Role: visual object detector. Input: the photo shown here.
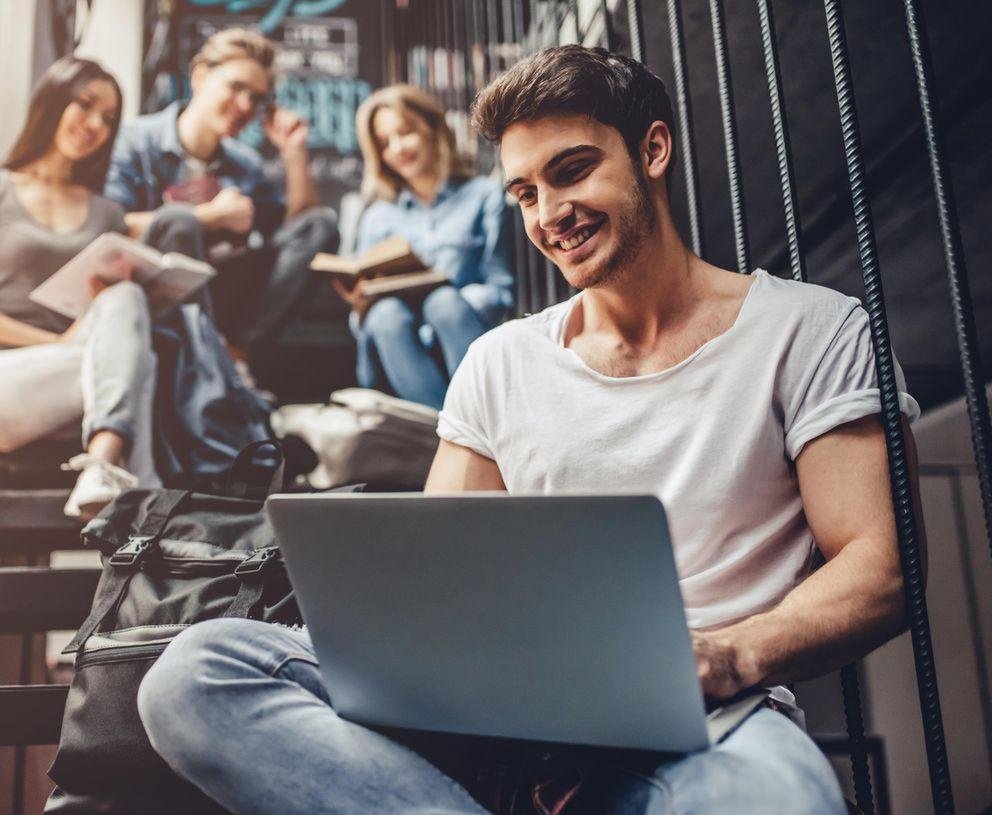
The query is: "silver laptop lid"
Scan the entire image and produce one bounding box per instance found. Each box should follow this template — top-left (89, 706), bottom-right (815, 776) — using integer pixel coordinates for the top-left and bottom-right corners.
top-left (267, 493), bottom-right (710, 753)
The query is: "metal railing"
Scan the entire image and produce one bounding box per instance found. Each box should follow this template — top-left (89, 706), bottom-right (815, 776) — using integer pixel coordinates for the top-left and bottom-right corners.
top-left (382, 1), bottom-right (992, 811)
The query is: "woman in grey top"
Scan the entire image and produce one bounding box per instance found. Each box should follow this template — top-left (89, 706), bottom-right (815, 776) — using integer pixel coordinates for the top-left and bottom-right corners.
top-left (0, 56), bottom-right (161, 517)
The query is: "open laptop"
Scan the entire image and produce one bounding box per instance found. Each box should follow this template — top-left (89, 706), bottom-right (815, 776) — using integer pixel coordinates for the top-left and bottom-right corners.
top-left (265, 493), bottom-right (766, 753)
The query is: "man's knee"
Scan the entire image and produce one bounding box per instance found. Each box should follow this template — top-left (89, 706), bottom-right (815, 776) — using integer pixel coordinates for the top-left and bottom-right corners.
top-left (138, 619), bottom-right (254, 756)
top-left (281, 206), bottom-right (339, 253)
top-left (145, 204), bottom-right (205, 255)
top-left (364, 296), bottom-right (415, 340)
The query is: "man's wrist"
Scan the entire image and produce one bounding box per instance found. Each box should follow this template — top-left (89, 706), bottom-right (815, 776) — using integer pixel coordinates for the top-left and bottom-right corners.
top-left (193, 201), bottom-right (217, 229)
top-left (280, 145), bottom-right (309, 165)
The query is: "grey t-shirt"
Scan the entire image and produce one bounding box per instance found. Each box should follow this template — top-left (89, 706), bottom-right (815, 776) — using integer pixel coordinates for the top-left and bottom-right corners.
top-left (0, 168), bottom-right (128, 338)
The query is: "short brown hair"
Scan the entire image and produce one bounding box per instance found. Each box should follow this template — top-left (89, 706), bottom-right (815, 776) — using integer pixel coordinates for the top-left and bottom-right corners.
top-left (191, 27), bottom-right (276, 75)
top-left (471, 45), bottom-right (677, 172)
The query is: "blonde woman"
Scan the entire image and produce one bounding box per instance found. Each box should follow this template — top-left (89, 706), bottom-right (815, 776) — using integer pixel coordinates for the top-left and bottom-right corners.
top-left (335, 84), bottom-right (513, 410)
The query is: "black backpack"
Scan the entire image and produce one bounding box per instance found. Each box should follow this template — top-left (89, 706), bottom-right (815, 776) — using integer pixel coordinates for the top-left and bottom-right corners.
top-left (45, 442), bottom-right (354, 813)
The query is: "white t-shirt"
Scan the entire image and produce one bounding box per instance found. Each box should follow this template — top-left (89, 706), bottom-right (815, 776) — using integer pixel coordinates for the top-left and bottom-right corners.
top-left (438, 269), bottom-right (920, 629)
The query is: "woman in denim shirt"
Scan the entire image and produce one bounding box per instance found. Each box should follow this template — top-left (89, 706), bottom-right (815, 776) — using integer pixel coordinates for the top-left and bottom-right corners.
top-left (334, 85), bottom-right (513, 410)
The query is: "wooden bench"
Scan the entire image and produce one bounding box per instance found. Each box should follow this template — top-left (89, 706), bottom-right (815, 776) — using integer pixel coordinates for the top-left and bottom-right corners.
top-left (0, 489), bottom-right (90, 814)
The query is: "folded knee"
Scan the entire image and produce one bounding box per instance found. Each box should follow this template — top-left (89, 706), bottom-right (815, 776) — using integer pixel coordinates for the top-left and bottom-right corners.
top-left (421, 285), bottom-right (464, 326)
top-left (138, 619), bottom-right (246, 752)
top-left (364, 297), bottom-right (415, 338)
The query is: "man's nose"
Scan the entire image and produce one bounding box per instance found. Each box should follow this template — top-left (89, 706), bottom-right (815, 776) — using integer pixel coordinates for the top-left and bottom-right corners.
top-left (537, 192), bottom-right (573, 233)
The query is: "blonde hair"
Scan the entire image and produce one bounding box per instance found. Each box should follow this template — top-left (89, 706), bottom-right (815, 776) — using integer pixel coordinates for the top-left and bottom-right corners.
top-left (356, 84), bottom-right (471, 202)
top-left (190, 28), bottom-right (276, 75)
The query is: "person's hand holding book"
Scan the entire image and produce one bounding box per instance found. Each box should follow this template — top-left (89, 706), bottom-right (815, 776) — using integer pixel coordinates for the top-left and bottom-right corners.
top-left (331, 277), bottom-right (373, 323)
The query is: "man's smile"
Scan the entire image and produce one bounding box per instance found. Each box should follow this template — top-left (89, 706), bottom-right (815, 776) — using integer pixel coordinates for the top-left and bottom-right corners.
top-left (546, 217), bottom-right (606, 260)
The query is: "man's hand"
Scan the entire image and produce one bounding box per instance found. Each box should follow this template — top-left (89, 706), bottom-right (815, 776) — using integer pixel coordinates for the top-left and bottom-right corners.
top-left (331, 278), bottom-right (373, 321)
top-left (692, 629), bottom-right (755, 701)
top-left (264, 107), bottom-right (309, 160)
top-left (199, 187), bottom-right (255, 234)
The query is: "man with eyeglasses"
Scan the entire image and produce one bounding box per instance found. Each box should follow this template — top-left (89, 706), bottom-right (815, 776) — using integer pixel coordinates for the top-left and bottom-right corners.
top-left (105, 27), bottom-right (338, 358)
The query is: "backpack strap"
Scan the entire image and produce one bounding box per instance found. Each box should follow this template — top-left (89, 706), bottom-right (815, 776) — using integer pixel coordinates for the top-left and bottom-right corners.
top-left (225, 440), bottom-right (285, 500)
top-left (223, 546), bottom-right (280, 619)
top-left (63, 490), bottom-right (191, 655)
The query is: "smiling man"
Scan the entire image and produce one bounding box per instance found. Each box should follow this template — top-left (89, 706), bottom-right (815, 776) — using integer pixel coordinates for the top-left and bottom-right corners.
top-left (136, 47), bottom-right (921, 814)
top-left (105, 28), bottom-right (338, 354)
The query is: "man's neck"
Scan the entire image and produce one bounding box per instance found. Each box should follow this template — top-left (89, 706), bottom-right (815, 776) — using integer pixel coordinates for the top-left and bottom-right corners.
top-left (176, 104), bottom-right (222, 162)
top-left (579, 213), bottom-right (703, 346)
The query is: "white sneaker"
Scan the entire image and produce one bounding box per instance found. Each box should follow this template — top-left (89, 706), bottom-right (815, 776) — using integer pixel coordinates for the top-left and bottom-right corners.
top-left (62, 454), bottom-right (139, 519)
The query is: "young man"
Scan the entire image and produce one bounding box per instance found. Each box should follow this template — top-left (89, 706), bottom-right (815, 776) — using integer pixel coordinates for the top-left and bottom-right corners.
top-left (137, 47), bottom-right (921, 813)
top-left (105, 27), bottom-right (338, 353)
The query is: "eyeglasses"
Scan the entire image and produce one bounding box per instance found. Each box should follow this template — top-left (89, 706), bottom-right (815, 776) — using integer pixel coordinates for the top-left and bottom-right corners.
top-left (226, 79), bottom-right (273, 112)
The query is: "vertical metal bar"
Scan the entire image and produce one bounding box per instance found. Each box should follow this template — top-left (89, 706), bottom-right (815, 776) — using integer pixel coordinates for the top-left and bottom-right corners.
top-left (841, 663), bottom-right (876, 815)
top-left (665, 0), bottom-right (704, 257)
top-left (823, 1), bottom-right (955, 812)
top-left (904, 0), bottom-right (992, 559)
top-left (709, 0), bottom-right (751, 274)
top-left (756, 0), bottom-right (806, 282)
top-left (571, 0), bottom-right (582, 42)
top-left (486, 0), bottom-right (500, 79)
top-left (600, 0), bottom-right (615, 50)
top-left (528, 0), bottom-right (539, 54)
top-left (626, 0), bottom-right (645, 63)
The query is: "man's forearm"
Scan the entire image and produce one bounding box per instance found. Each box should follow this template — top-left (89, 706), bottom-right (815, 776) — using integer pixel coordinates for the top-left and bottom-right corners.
top-left (714, 536), bottom-right (905, 689)
top-left (282, 149), bottom-right (318, 221)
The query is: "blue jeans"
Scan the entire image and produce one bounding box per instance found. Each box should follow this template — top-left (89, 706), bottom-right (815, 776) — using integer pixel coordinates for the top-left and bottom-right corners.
top-left (138, 619), bottom-right (846, 815)
top-left (353, 284), bottom-right (509, 410)
top-left (0, 281), bottom-right (159, 485)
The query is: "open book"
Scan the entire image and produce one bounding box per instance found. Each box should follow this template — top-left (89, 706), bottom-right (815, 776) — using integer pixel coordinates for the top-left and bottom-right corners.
top-left (311, 236), bottom-right (448, 302)
top-left (30, 232), bottom-right (216, 320)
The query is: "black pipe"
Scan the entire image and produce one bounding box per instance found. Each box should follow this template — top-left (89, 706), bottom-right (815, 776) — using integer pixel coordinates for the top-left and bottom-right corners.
top-left (708, 0), bottom-right (751, 274)
top-left (665, 0), bottom-right (704, 257)
top-left (840, 663), bottom-right (876, 815)
top-left (903, 0), bottom-right (992, 560)
top-left (626, 0), bottom-right (645, 63)
top-left (823, 1), bottom-right (954, 811)
top-left (600, 0), bottom-right (615, 50)
top-left (756, 0), bottom-right (806, 282)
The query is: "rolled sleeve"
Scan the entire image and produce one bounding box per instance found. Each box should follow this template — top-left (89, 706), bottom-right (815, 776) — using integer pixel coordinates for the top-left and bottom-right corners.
top-left (436, 339), bottom-right (497, 460)
top-left (784, 304), bottom-right (920, 459)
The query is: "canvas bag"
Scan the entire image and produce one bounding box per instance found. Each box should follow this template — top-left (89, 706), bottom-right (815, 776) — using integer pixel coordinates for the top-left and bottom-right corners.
top-left (271, 387), bottom-right (440, 490)
top-left (45, 442), bottom-right (319, 812)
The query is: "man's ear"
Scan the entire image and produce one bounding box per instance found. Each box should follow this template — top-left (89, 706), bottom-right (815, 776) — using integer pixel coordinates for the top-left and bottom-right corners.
top-left (190, 63), bottom-right (209, 95)
top-left (641, 120), bottom-right (673, 181)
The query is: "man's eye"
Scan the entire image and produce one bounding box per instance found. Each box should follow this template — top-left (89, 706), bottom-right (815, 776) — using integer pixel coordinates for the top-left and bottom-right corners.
top-left (560, 163), bottom-right (590, 182)
top-left (517, 190), bottom-right (536, 206)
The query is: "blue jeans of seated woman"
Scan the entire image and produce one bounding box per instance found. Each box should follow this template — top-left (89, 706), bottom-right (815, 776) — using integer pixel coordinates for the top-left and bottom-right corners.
top-left (138, 619), bottom-right (846, 815)
top-left (352, 283), bottom-right (509, 410)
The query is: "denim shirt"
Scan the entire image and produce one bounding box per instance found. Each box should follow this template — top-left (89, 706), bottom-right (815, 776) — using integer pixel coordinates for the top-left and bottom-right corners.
top-left (104, 101), bottom-right (285, 231)
top-left (356, 176), bottom-right (514, 308)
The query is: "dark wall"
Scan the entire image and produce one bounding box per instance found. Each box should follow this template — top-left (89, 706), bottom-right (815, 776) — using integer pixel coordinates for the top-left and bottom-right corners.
top-left (620, 0), bottom-right (991, 409)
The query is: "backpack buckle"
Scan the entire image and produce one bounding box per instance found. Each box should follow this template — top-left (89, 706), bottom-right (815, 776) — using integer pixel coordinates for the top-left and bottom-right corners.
top-left (109, 536), bottom-right (155, 568)
top-left (234, 546), bottom-right (279, 576)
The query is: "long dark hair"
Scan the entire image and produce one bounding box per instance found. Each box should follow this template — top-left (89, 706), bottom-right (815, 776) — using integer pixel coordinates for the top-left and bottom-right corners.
top-left (2, 56), bottom-right (122, 193)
